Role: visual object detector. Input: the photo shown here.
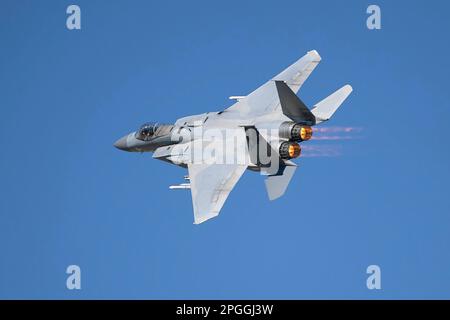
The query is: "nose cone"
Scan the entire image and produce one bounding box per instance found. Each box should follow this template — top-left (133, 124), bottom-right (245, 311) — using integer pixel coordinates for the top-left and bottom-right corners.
top-left (114, 136), bottom-right (129, 151)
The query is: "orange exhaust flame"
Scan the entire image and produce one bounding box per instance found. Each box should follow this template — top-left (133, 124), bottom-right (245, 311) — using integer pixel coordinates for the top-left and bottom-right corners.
top-left (300, 126), bottom-right (313, 141)
top-left (288, 144), bottom-right (301, 158)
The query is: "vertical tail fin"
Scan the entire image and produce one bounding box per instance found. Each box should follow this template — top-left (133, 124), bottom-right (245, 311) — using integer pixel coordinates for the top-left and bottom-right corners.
top-left (275, 81), bottom-right (316, 125)
top-left (311, 85), bottom-right (353, 123)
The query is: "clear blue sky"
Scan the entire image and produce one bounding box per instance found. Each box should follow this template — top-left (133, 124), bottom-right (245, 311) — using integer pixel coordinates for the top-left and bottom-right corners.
top-left (1, 0), bottom-right (450, 299)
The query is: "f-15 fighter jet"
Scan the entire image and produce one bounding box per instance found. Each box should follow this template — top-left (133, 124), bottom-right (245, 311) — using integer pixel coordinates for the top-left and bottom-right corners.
top-left (114, 50), bottom-right (352, 224)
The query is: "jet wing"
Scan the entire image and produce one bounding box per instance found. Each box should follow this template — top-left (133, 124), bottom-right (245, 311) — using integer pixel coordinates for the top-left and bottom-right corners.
top-left (273, 50), bottom-right (322, 94)
top-left (154, 127), bottom-right (249, 224)
top-left (188, 163), bottom-right (247, 224)
top-left (226, 50), bottom-right (321, 117)
top-left (188, 127), bottom-right (249, 224)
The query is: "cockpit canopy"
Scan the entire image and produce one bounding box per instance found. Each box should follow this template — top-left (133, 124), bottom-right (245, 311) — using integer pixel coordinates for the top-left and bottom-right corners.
top-left (135, 122), bottom-right (160, 141)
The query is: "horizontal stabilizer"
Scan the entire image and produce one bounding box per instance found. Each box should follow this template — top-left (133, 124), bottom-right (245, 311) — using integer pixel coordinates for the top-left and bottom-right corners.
top-left (311, 85), bottom-right (353, 122)
top-left (264, 164), bottom-right (297, 200)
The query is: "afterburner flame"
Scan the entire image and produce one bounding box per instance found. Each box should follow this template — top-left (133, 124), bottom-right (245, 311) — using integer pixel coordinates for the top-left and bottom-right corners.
top-left (288, 144), bottom-right (301, 158)
top-left (279, 141), bottom-right (301, 159)
top-left (300, 126), bottom-right (313, 141)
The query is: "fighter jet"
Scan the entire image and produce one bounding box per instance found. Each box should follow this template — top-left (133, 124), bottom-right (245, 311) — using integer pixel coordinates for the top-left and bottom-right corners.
top-left (114, 50), bottom-right (352, 224)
